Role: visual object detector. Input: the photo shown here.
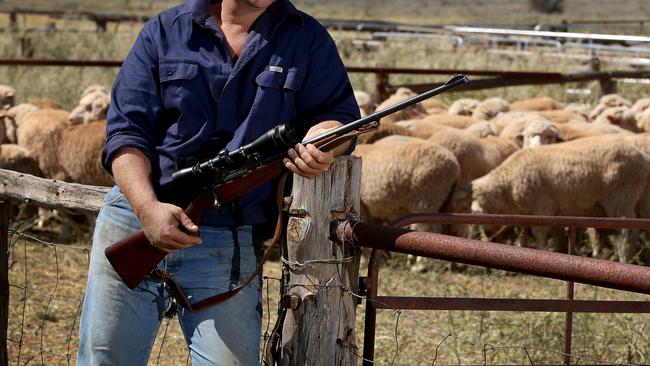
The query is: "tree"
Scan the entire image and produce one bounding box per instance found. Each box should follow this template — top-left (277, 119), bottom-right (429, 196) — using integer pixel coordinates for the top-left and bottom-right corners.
top-left (529, 0), bottom-right (565, 14)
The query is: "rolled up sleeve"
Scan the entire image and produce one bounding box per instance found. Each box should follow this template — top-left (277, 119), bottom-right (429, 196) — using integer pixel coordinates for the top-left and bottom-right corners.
top-left (102, 23), bottom-right (163, 174)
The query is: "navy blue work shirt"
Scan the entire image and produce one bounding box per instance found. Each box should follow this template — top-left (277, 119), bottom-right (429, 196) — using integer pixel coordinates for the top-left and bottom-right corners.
top-left (102, 0), bottom-right (360, 226)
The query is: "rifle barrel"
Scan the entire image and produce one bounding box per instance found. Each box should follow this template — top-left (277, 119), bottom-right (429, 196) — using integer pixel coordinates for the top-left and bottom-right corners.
top-left (302, 74), bottom-right (469, 146)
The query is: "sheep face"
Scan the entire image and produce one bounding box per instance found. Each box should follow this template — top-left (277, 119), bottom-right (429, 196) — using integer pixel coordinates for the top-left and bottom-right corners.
top-left (521, 126), bottom-right (560, 148)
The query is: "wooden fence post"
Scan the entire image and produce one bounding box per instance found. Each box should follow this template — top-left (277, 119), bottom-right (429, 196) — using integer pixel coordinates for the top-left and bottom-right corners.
top-left (599, 78), bottom-right (617, 96)
top-left (1, 201), bottom-right (9, 366)
top-left (280, 156), bottom-right (362, 366)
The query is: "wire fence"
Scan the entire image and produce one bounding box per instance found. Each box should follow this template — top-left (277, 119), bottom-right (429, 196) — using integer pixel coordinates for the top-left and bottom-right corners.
top-left (3, 202), bottom-right (650, 365)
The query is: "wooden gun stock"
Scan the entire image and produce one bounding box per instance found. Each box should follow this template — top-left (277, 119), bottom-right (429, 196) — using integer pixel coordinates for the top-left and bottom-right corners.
top-left (104, 160), bottom-right (285, 289)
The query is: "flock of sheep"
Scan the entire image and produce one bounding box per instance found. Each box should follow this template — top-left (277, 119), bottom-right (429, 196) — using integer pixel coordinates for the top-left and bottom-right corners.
top-left (354, 88), bottom-right (650, 267)
top-left (0, 83), bottom-right (649, 266)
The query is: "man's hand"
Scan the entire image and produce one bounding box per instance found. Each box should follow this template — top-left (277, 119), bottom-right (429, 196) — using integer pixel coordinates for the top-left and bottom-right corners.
top-left (111, 147), bottom-right (202, 253)
top-left (138, 200), bottom-right (202, 253)
top-left (283, 120), bottom-right (349, 179)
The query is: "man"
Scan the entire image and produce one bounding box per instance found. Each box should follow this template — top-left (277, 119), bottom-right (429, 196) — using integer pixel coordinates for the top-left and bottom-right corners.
top-left (76, 0), bottom-right (359, 364)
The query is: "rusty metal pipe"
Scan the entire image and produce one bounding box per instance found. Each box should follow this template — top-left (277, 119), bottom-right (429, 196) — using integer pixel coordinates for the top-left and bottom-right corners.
top-left (390, 213), bottom-right (650, 230)
top-left (335, 221), bottom-right (650, 295)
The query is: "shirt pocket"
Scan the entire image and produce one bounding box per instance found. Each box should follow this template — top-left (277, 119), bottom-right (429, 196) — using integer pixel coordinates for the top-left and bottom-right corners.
top-left (254, 67), bottom-right (305, 93)
top-left (159, 60), bottom-right (198, 82)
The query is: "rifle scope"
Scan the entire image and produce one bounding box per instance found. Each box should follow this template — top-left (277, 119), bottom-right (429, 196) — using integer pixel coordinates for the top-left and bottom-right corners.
top-left (171, 123), bottom-right (300, 183)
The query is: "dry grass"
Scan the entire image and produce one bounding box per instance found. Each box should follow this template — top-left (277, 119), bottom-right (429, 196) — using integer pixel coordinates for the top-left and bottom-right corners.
top-left (6, 225), bottom-right (650, 365)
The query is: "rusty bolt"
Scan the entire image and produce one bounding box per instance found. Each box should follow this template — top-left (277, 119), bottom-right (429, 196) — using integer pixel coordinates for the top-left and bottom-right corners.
top-left (281, 294), bottom-right (301, 310)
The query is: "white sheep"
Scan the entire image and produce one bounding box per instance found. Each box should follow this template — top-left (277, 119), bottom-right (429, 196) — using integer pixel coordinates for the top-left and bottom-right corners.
top-left (354, 90), bottom-right (373, 117)
top-left (593, 106), bottom-right (639, 132)
top-left (16, 108), bottom-right (71, 149)
top-left (588, 94), bottom-right (632, 121)
top-left (28, 120), bottom-right (112, 186)
top-left (520, 119), bottom-right (561, 148)
top-left (632, 98), bottom-right (650, 115)
top-left (0, 103), bottom-right (39, 144)
top-left (374, 88), bottom-right (427, 123)
top-left (468, 137), bottom-right (650, 263)
top-left (448, 98), bottom-right (480, 116)
top-left (637, 109), bottom-right (650, 132)
top-left (69, 87), bottom-right (111, 124)
top-left (354, 137), bottom-right (461, 271)
top-left (509, 96), bottom-right (562, 112)
top-left (471, 97), bottom-right (509, 121)
top-left (427, 129), bottom-right (513, 184)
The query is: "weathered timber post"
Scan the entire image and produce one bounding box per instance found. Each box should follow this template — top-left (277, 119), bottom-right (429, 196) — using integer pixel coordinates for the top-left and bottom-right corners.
top-left (280, 156), bottom-right (362, 366)
top-left (599, 78), bottom-right (616, 96)
top-left (1, 201), bottom-right (9, 366)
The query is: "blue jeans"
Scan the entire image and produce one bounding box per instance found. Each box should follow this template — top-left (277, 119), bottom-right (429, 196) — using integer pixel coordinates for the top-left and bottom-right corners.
top-left (77, 186), bottom-right (262, 366)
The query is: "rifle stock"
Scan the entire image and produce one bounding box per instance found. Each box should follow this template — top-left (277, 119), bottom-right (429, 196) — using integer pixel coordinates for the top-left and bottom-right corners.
top-left (105, 160), bottom-right (285, 289)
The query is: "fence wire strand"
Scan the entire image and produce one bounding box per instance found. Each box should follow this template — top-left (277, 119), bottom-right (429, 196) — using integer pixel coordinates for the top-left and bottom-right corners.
top-left (3, 217), bottom-right (649, 366)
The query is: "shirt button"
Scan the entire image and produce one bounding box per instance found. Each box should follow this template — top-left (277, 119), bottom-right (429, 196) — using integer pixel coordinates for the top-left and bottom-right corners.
top-left (167, 69), bottom-right (175, 76)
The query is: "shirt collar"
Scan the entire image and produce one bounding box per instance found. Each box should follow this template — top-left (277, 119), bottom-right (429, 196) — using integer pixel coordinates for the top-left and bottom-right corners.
top-left (186, 0), bottom-right (303, 28)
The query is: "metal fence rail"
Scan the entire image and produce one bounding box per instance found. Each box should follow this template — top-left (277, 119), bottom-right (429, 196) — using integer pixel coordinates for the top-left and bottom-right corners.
top-left (336, 213), bottom-right (650, 366)
top-left (2, 58), bottom-right (647, 100)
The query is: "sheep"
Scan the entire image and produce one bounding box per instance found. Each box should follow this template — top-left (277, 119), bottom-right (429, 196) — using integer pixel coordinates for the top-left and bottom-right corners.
top-left (463, 120), bottom-right (497, 139)
top-left (356, 121), bottom-right (421, 144)
top-left (520, 119), bottom-right (561, 148)
top-left (593, 106), bottom-right (639, 132)
top-left (419, 114), bottom-right (477, 129)
top-left (16, 108), bottom-right (71, 149)
top-left (563, 103), bottom-right (591, 120)
top-left (69, 90), bottom-right (110, 124)
top-left (0, 85), bottom-right (15, 109)
top-left (420, 98), bottom-right (448, 115)
top-left (497, 113), bottom-right (557, 147)
top-left (468, 137), bottom-right (650, 263)
top-left (81, 84), bottom-right (109, 98)
top-left (588, 94), bottom-right (632, 121)
top-left (0, 144), bottom-right (42, 177)
top-left (632, 98), bottom-right (650, 115)
top-left (353, 138), bottom-right (461, 271)
top-left (491, 111), bottom-right (540, 134)
top-left (637, 109), bottom-right (650, 132)
top-left (427, 129), bottom-right (511, 184)
top-left (26, 120), bottom-right (111, 186)
top-left (354, 137), bottom-right (460, 223)
top-left (554, 120), bottom-right (632, 141)
top-left (471, 97), bottom-right (509, 121)
top-left (29, 98), bottom-right (62, 110)
top-left (539, 109), bottom-right (587, 124)
top-left (509, 96), bottom-right (562, 112)
top-left (448, 98), bottom-right (480, 116)
top-left (0, 103), bottom-right (39, 144)
top-left (394, 119), bottom-right (460, 138)
top-left (354, 90), bottom-right (373, 117)
top-left (374, 88), bottom-right (427, 123)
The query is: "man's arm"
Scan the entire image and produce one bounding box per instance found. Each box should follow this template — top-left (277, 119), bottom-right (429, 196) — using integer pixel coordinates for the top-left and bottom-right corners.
top-left (111, 147), bottom-right (202, 253)
top-left (283, 120), bottom-right (350, 179)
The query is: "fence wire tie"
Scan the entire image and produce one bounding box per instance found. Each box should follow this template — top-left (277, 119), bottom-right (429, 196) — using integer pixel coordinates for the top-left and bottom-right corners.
top-left (522, 344), bottom-right (535, 365)
top-left (280, 256), bottom-right (353, 269)
top-left (483, 343), bottom-right (495, 366)
top-left (431, 332), bottom-right (452, 366)
top-left (390, 309), bottom-right (402, 366)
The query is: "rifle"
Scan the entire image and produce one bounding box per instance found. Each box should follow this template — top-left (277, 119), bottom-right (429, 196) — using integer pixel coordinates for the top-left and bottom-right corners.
top-left (105, 74), bottom-right (469, 292)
